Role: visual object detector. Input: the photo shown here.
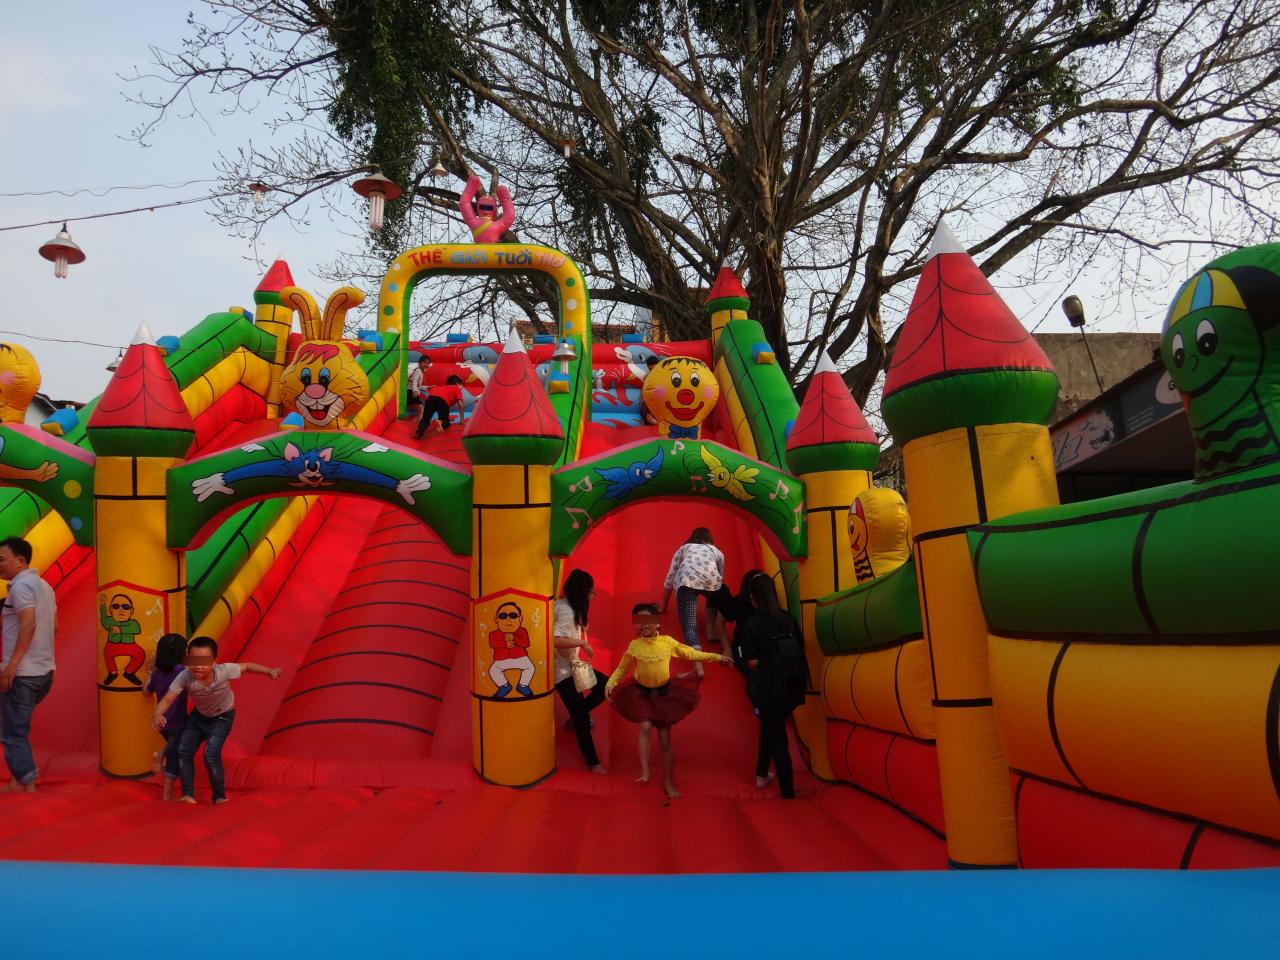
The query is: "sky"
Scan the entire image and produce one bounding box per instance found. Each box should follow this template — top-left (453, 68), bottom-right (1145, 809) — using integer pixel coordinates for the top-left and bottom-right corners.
top-left (0, 3), bottom-right (351, 403)
top-left (0, 2), bottom-right (1176, 406)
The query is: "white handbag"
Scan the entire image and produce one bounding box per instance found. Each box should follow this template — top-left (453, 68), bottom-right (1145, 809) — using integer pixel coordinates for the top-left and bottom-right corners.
top-left (569, 632), bottom-right (597, 693)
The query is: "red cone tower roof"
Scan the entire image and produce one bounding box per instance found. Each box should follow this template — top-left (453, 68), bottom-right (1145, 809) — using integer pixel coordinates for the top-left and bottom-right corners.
top-left (464, 332), bottom-right (563, 440)
top-left (706, 267), bottom-right (749, 304)
top-left (256, 259), bottom-right (294, 295)
top-left (881, 223), bottom-right (1059, 443)
top-left (788, 353), bottom-right (878, 450)
top-left (883, 223), bottom-right (1053, 397)
top-left (786, 353), bottom-right (879, 472)
top-left (88, 326), bottom-right (195, 457)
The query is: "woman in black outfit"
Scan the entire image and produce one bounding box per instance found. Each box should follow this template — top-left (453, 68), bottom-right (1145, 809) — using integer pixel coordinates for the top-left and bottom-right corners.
top-left (706, 568), bottom-right (763, 706)
top-left (552, 569), bottom-right (609, 773)
top-left (735, 573), bottom-right (806, 798)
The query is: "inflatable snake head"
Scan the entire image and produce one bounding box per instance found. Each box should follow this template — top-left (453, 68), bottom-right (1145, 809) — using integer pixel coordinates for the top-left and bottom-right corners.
top-left (1161, 244), bottom-right (1280, 479)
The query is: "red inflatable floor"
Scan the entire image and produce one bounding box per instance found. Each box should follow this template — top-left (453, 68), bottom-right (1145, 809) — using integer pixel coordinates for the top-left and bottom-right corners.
top-left (0, 417), bottom-right (946, 872)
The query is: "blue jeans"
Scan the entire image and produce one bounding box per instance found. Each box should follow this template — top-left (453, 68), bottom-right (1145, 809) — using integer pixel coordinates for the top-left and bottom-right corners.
top-left (0, 671), bottom-right (54, 785)
top-left (178, 709), bottom-right (235, 801)
top-left (160, 727), bottom-right (183, 779)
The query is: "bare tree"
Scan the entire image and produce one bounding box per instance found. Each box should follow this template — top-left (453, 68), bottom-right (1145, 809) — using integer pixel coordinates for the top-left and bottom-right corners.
top-left (129, 0), bottom-right (1280, 401)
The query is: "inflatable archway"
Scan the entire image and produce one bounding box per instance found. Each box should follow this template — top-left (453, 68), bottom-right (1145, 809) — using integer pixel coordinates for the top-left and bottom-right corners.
top-left (166, 430), bottom-right (472, 555)
top-left (377, 243), bottom-right (593, 463)
top-left (549, 437), bottom-right (808, 560)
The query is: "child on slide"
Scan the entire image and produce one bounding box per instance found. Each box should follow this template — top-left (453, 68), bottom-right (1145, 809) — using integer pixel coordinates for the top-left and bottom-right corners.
top-left (150, 636), bottom-right (282, 804)
top-left (605, 603), bottom-right (730, 799)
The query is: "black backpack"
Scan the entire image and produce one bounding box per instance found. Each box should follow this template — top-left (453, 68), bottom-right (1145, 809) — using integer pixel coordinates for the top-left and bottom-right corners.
top-left (763, 617), bottom-right (809, 710)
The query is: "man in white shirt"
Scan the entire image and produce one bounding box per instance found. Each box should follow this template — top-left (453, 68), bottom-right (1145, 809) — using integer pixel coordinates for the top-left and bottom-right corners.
top-left (0, 537), bottom-right (57, 792)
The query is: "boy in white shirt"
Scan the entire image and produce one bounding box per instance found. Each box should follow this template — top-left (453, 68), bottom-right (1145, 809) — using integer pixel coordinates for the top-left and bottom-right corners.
top-left (151, 636), bottom-right (281, 804)
top-left (406, 354), bottom-right (432, 418)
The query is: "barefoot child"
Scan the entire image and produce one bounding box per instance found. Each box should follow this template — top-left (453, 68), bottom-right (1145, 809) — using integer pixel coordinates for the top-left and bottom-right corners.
top-left (144, 633), bottom-right (189, 801)
top-left (150, 636), bottom-right (281, 805)
top-left (605, 603), bottom-right (730, 799)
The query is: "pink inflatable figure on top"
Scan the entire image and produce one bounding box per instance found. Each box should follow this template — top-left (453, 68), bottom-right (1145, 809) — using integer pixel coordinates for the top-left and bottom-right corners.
top-left (460, 175), bottom-right (516, 243)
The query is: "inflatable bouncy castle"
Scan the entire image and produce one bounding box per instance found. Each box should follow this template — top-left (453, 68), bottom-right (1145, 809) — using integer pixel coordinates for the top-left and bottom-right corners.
top-left (0, 217), bottom-right (1277, 954)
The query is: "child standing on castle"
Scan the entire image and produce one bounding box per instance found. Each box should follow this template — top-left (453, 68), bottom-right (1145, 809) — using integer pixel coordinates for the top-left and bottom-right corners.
top-left (605, 603), bottom-right (729, 799)
top-left (660, 528), bottom-right (724, 676)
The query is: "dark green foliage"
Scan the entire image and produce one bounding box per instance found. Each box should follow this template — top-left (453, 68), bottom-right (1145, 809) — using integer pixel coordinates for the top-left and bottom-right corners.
top-left (319, 0), bottom-right (476, 239)
top-left (555, 104), bottom-right (664, 256)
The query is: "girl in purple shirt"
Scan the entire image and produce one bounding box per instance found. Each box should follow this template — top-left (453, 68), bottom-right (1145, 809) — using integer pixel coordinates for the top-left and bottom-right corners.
top-left (145, 634), bottom-right (188, 802)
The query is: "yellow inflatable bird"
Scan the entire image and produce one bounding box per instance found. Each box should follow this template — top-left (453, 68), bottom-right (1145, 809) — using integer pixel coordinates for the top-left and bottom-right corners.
top-left (699, 445), bottom-right (758, 501)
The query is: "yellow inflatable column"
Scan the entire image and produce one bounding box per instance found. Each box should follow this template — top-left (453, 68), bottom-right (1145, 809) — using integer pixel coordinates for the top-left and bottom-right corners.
top-left (784, 353), bottom-right (880, 777)
top-left (252, 260), bottom-right (296, 417)
top-left (86, 326), bottom-right (197, 777)
top-left (881, 224), bottom-right (1060, 867)
top-left (461, 331), bottom-right (564, 786)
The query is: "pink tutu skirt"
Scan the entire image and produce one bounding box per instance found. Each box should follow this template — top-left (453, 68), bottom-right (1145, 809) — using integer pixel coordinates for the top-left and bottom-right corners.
top-left (610, 672), bottom-right (700, 728)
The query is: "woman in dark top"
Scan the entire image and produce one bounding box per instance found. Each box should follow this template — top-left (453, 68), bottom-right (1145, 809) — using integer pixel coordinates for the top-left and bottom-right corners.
top-left (735, 573), bottom-right (806, 799)
top-left (706, 568), bottom-right (762, 704)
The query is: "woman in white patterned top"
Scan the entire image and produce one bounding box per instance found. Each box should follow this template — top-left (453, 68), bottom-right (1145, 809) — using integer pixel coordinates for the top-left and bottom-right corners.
top-left (661, 528), bottom-right (724, 675)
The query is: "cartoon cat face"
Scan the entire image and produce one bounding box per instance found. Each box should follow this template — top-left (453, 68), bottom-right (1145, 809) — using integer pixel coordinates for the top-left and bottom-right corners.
top-left (284, 441), bottom-right (333, 485)
top-left (280, 342), bottom-right (369, 428)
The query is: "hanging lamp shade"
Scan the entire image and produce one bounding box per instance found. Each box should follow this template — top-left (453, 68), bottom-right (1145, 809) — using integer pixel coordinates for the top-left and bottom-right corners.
top-left (248, 182), bottom-right (270, 209)
top-left (351, 169), bottom-right (403, 230)
top-left (38, 223), bottom-right (86, 279)
top-left (106, 349), bottom-right (123, 372)
top-left (429, 160), bottom-right (447, 178)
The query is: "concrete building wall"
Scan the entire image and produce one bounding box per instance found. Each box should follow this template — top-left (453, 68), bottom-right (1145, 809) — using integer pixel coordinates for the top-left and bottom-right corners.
top-left (1035, 332), bottom-right (1162, 424)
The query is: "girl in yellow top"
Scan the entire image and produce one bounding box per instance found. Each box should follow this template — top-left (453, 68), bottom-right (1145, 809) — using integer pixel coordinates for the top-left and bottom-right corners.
top-left (606, 602), bottom-right (729, 798)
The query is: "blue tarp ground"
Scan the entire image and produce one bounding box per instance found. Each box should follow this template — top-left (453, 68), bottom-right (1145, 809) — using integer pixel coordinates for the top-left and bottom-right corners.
top-left (6, 862), bottom-right (1277, 957)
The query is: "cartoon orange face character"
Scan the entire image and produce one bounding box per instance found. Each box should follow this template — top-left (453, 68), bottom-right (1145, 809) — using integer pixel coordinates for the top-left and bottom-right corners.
top-left (280, 343), bottom-right (369, 428)
top-left (848, 497), bottom-right (869, 557)
top-left (641, 357), bottom-right (720, 440)
top-left (0, 342), bottom-right (41, 424)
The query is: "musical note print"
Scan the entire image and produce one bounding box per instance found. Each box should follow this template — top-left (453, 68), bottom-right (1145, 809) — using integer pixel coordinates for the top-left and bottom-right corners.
top-left (569, 475), bottom-right (593, 494)
top-left (690, 475), bottom-right (708, 493)
top-left (566, 506), bottom-right (592, 530)
top-left (672, 440), bottom-right (686, 454)
top-left (790, 503), bottom-right (803, 534)
top-left (768, 478), bottom-right (790, 500)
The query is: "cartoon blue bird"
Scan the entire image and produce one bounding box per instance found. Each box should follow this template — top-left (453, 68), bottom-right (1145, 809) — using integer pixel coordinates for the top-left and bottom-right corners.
top-left (595, 446), bottom-right (664, 499)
